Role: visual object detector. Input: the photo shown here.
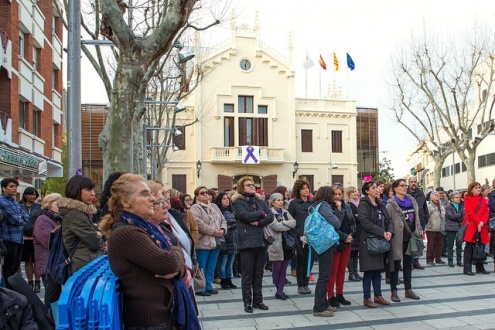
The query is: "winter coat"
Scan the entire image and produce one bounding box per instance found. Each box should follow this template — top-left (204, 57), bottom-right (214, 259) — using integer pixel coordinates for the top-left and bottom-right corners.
top-left (190, 202), bottom-right (227, 250)
top-left (168, 208), bottom-right (198, 248)
top-left (59, 198), bottom-right (103, 273)
top-left (287, 197), bottom-right (312, 237)
top-left (386, 195), bottom-right (422, 262)
top-left (219, 207), bottom-right (238, 255)
top-left (32, 211), bottom-right (60, 276)
top-left (426, 202), bottom-right (445, 232)
top-left (348, 201), bottom-right (361, 250)
top-left (0, 287), bottom-right (38, 330)
top-left (267, 208), bottom-right (296, 261)
top-left (332, 201), bottom-right (355, 253)
top-left (358, 196), bottom-right (394, 272)
top-left (462, 194), bottom-right (490, 244)
top-left (445, 202), bottom-right (464, 232)
top-left (19, 202), bottom-right (42, 237)
top-left (231, 193), bottom-right (273, 250)
top-left (407, 187), bottom-right (429, 227)
top-left (488, 190), bottom-right (495, 215)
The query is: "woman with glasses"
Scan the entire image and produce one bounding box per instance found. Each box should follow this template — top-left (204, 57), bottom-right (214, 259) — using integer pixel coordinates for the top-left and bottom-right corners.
top-left (232, 176), bottom-right (273, 313)
top-left (462, 182), bottom-right (490, 275)
top-left (426, 191), bottom-right (446, 265)
top-left (386, 179), bottom-right (422, 302)
top-left (181, 194), bottom-right (193, 210)
top-left (190, 186), bottom-right (227, 296)
top-left (445, 192), bottom-right (465, 268)
top-left (358, 181), bottom-right (393, 308)
top-left (100, 174), bottom-right (199, 329)
top-left (214, 192), bottom-right (238, 289)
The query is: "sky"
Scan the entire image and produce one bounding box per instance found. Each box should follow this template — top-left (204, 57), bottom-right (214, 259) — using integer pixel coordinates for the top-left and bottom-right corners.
top-left (78, 0), bottom-right (495, 177)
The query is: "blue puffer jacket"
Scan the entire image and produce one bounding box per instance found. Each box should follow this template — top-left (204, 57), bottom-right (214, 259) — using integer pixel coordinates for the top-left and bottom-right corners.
top-left (231, 193), bottom-right (273, 250)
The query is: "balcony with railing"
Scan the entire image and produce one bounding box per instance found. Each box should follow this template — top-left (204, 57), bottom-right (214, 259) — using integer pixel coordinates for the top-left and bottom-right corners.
top-left (210, 146), bottom-right (285, 163)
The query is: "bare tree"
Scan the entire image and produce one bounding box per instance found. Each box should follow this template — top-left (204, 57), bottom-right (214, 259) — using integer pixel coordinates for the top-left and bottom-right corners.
top-left (389, 26), bottom-right (495, 185)
top-left (55, 0), bottom-right (223, 178)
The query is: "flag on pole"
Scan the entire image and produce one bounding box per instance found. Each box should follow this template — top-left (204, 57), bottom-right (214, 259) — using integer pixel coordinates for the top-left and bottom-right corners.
top-left (303, 51), bottom-right (314, 70)
top-left (333, 52), bottom-right (339, 71)
top-left (319, 54), bottom-right (327, 70)
top-left (346, 53), bottom-right (355, 70)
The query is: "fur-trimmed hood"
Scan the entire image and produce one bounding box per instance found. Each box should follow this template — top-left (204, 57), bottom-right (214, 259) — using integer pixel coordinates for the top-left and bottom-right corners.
top-left (231, 193), bottom-right (263, 203)
top-left (58, 197), bottom-right (97, 215)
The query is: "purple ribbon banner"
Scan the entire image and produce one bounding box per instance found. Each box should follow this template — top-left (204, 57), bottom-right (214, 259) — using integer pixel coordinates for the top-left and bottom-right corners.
top-left (242, 146), bottom-right (260, 164)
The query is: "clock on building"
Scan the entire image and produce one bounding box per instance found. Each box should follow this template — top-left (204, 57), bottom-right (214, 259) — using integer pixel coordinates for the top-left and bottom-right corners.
top-left (240, 58), bottom-right (252, 71)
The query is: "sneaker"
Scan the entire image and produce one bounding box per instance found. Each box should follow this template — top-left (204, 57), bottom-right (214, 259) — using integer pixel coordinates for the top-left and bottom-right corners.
top-left (326, 306), bottom-right (338, 312)
top-left (298, 286), bottom-right (306, 294)
top-left (313, 310), bottom-right (334, 317)
top-left (303, 286), bottom-right (312, 294)
top-left (309, 274), bottom-right (315, 281)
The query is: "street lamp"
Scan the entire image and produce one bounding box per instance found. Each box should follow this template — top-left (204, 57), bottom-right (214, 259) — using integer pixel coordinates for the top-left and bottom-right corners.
top-left (173, 41), bottom-right (195, 64)
top-left (196, 160), bottom-right (202, 178)
top-left (292, 161), bottom-right (299, 178)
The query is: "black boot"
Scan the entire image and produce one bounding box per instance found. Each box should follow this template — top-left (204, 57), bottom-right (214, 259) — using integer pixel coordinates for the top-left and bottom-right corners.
top-left (336, 294), bottom-right (351, 306)
top-left (329, 296), bottom-right (340, 308)
top-left (220, 278), bottom-right (230, 289)
top-left (34, 281), bottom-right (41, 293)
top-left (352, 257), bottom-right (362, 280)
top-left (226, 277), bottom-right (237, 289)
top-left (354, 271), bottom-right (362, 280)
top-left (348, 273), bottom-right (360, 282)
top-left (28, 281), bottom-right (34, 290)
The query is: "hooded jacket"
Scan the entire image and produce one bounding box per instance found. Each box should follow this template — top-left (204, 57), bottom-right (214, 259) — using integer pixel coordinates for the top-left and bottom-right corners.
top-left (58, 197), bottom-right (103, 273)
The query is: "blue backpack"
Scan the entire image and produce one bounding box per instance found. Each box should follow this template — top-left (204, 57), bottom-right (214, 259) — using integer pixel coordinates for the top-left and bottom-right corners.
top-left (47, 225), bottom-right (79, 285)
top-left (304, 202), bottom-right (339, 255)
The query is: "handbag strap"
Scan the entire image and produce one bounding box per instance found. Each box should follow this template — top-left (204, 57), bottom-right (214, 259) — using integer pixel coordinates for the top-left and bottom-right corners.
top-left (68, 239), bottom-right (80, 259)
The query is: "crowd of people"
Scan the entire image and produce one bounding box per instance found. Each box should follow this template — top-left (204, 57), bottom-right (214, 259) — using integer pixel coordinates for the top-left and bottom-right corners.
top-left (1, 174), bottom-right (494, 328)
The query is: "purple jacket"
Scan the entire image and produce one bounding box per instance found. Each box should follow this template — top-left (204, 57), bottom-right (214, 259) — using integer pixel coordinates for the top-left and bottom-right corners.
top-left (33, 213), bottom-right (59, 276)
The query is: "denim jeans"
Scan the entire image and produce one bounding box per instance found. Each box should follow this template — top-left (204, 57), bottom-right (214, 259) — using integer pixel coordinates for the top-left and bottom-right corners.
top-left (362, 270), bottom-right (382, 299)
top-left (312, 246), bottom-right (334, 313)
top-left (196, 248), bottom-right (220, 291)
top-left (218, 253), bottom-right (235, 278)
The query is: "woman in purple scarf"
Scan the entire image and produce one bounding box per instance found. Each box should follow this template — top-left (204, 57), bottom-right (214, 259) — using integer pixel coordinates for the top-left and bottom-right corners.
top-left (385, 179), bottom-right (423, 302)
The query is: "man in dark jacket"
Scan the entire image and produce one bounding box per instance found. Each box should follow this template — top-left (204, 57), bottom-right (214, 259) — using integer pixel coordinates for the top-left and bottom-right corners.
top-left (0, 286), bottom-right (38, 329)
top-left (407, 177), bottom-right (429, 270)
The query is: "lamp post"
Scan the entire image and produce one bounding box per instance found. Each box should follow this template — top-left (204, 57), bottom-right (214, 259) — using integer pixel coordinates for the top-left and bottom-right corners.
top-left (196, 160), bottom-right (202, 178)
top-left (292, 161), bottom-right (299, 178)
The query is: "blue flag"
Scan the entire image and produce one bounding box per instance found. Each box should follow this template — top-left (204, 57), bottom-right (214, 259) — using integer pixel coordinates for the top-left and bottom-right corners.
top-left (346, 53), bottom-right (355, 71)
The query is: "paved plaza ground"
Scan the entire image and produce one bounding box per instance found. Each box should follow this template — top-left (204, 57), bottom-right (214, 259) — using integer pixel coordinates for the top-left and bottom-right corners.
top-left (197, 257), bottom-right (495, 330)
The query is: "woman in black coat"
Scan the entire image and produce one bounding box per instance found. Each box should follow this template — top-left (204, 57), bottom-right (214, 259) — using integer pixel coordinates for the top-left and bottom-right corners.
top-left (358, 181), bottom-right (393, 308)
top-left (231, 176), bottom-right (273, 314)
top-left (345, 186), bottom-right (361, 282)
top-left (215, 192), bottom-right (238, 289)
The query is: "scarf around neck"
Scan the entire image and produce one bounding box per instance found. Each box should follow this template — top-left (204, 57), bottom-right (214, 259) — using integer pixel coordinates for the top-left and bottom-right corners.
top-left (394, 195), bottom-right (413, 209)
top-left (117, 211), bottom-right (200, 330)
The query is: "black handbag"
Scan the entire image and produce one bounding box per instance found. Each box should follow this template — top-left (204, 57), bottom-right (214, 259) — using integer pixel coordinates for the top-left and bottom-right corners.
top-left (456, 223), bottom-right (468, 246)
top-left (365, 235), bottom-right (390, 254)
top-left (400, 215), bottom-right (424, 258)
top-left (472, 232), bottom-right (486, 262)
top-left (282, 231), bottom-right (296, 251)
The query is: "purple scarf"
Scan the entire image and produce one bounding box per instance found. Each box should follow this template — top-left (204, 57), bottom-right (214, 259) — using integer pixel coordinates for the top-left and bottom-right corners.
top-left (394, 195), bottom-right (414, 221)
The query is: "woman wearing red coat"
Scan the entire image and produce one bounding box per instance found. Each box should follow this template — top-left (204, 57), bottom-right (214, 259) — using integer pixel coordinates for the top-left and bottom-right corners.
top-left (462, 182), bottom-right (490, 275)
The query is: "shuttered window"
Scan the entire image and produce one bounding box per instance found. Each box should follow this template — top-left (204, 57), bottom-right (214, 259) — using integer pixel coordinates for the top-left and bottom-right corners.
top-left (301, 129), bottom-right (313, 152)
top-left (239, 118), bottom-right (268, 146)
top-left (224, 117), bottom-right (235, 147)
top-left (332, 130), bottom-right (343, 153)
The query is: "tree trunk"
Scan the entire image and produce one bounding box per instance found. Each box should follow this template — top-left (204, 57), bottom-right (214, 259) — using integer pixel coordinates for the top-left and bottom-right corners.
top-left (99, 59), bottom-right (147, 178)
top-left (433, 157), bottom-right (443, 188)
top-left (465, 154), bottom-right (476, 184)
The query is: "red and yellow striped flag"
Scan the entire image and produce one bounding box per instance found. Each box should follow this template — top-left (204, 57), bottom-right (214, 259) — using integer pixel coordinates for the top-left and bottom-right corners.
top-left (333, 52), bottom-right (339, 71)
top-left (319, 54), bottom-right (327, 70)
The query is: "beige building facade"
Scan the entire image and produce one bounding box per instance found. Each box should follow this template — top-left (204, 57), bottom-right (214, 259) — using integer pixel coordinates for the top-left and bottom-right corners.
top-left (163, 22), bottom-right (358, 194)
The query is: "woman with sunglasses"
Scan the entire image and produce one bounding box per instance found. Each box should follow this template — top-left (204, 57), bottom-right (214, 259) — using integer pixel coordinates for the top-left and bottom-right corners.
top-left (190, 186), bottom-right (227, 296)
top-left (232, 176), bottom-right (273, 313)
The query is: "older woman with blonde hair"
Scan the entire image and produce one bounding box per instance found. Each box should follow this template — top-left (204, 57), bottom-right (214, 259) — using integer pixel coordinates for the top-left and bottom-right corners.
top-left (100, 174), bottom-right (199, 329)
top-left (33, 193), bottom-right (63, 307)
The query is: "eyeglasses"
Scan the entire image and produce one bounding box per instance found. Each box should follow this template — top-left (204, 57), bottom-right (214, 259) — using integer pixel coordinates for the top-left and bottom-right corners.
top-left (184, 198), bottom-right (192, 202)
top-left (139, 191), bottom-right (154, 199)
top-left (398, 184), bottom-right (408, 188)
top-left (244, 183), bottom-right (255, 187)
top-left (453, 197), bottom-right (461, 199)
top-left (198, 191), bottom-right (208, 196)
top-left (153, 199), bottom-right (169, 207)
